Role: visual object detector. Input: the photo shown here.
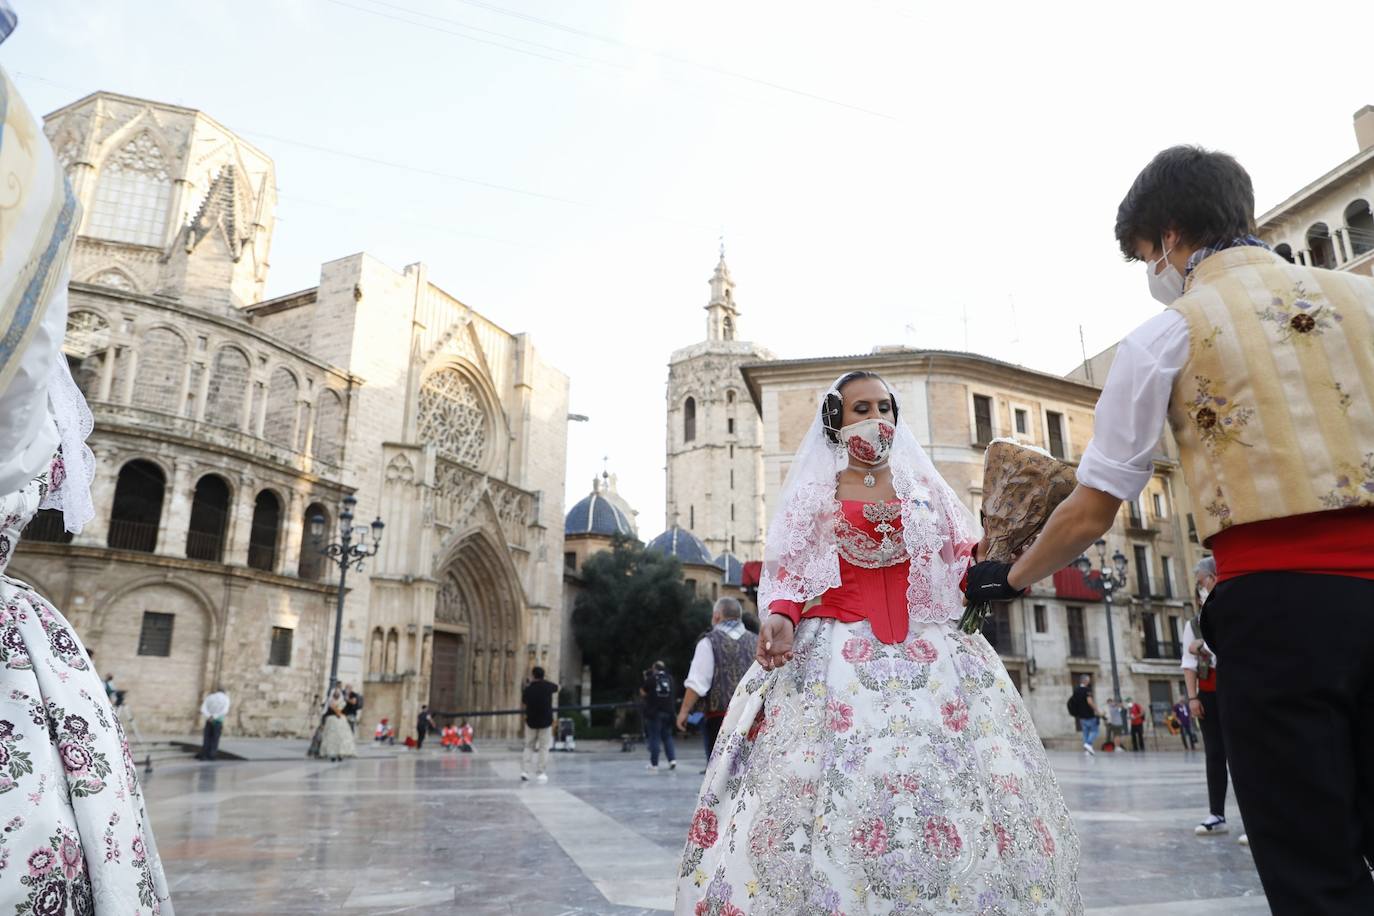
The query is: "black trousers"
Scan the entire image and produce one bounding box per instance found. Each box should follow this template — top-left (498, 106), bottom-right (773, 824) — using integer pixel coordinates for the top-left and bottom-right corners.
top-left (702, 714), bottom-right (725, 760)
top-left (1204, 572), bottom-right (1374, 914)
top-left (1130, 724), bottom-right (1144, 751)
top-left (1197, 690), bottom-right (1228, 818)
top-left (198, 719), bottom-right (222, 760)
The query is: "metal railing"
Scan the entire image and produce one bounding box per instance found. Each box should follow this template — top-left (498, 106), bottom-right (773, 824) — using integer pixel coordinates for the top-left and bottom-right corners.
top-left (1067, 637), bottom-right (1100, 660)
top-left (983, 629), bottom-right (1026, 658)
top-left (107, 518), bottom-right (158, 553)
top-left (1143, 639), bottom-right (1183, 660)
top-left (185, 529), bottom-right (226, 563)
top-left (22, 510), bottom-right (72, 544)
top-left (247, 541), bottom-right (277, 572)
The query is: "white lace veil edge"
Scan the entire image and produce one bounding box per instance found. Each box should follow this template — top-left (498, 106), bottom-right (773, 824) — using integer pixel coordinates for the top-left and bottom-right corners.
top-left (757, 372), bottom-right (980, 621)
top-left (40, 344), bottom-right (96, 533)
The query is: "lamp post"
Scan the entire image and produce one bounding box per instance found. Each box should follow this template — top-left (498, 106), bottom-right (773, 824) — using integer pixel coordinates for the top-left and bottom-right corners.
top-left (311, 494), bottom-right (384, 705)
top-left (1074, 538), bottom-right (1128, 704)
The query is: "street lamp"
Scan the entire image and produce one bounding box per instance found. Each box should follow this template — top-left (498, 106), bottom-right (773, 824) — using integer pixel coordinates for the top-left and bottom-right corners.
top-left (312, 494), bottom-right (384, 706)
top-left (1074, 538), bottom-right (1129, 705)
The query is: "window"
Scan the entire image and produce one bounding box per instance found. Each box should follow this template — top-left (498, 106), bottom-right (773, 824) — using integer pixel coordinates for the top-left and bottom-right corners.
top-left (683, 397), bottom-right (697, 442)
top-left (247, 490), bottom-right (282, 572)
top-left (973, 395), bottom-right (993, 444)
top-left (1046, 411), bottom-right (1066, 459)
top-left (730, 469), bottom-right (735, 489)
top-left (186, 475), bottom-right (230, 562)
top-left (689, 505), bottom-right (695, 530)
top-left (1128, 499), bottom-right (1144, 527)
top-left (1014, 408), bottom-right (1028, 435)
top-left (87, 133), bottom-right (172, 246)
top-left (1033, 604), bottom-right (1047, 633)
top-left (1142, 610), bottom-right (1160, 657)
top-left (729, 444), bottom-right (734, 459)
top-left (564, 551), bottom-right (576, 570)
top-left (685, 578), bottom-right (696, 596)
top-left (1148, 680), bottom-right (1173, 725)
top-left (137, 612), bottom-right (174, 657)
top-left (731, 535), bottom-right (736, 553)
top-left (1066, 606), bottom-right (1087, 657)
top-left (981, 606), bottom-right (1013, 654)
top-left (1160, 556), bottom-right (1174, 598)
top-left (727, 418), bottom-right (735, 435)
top-left (1167, 615), bottom-right (1181, 655)
top-left (730, 504), bottom-right (735, 521)
top-left (1134, 545), bottom-right (1151, 596)
top-left (1187, 513), bottom-right (1199, 543)
top-left (268, 627), bottom-right (293, 666)
top-left (298, 502), bottom-right (329, 580)
top-left (1152, 492), bottom-right (1165, 518)
top-left (726, 389), bottom-right (736, 404)
top-left (109, 460), bottom-right (166, 553)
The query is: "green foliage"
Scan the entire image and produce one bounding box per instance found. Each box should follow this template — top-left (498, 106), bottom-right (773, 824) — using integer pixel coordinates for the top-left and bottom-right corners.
top-left (572, 535), bottom-right (712, 700)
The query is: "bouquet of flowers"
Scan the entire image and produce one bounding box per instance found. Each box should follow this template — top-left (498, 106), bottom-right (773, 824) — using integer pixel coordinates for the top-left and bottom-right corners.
top-left (958, 438), bottom-right (1078, 634)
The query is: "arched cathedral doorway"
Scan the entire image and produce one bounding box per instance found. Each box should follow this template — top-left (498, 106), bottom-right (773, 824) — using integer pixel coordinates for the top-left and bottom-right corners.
top-left (431, 531), bottom-right (524, 738)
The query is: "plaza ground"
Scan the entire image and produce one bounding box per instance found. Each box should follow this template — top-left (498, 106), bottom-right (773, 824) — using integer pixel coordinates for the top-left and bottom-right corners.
top-left (142, 738), bottom-right (1267, 914)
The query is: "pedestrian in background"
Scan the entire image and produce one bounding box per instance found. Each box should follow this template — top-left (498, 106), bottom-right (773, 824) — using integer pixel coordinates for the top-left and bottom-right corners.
top-left (415, 704), bottom-right (437, 749)
top-left (676, 597), bottom-right (757, 774)
top-left (457, 719), bottom-right (474, 753)
top-left (1067, 675), bottom-right (1099, 756)
top-left (521, 666), bottom-right (558, 783)
top-left (640, 660), bottom-right (678, 772)
top-left (1127, 697), bottom-right (1145, 752)
top-left (1185, 558), bottom-right (1245, 845)
top-left (343, 685), bottom-right (362, 732)
top-left (1173, 694), bottom-right (1197, 750)
top-left (197, 686), bottom-right (230, 761)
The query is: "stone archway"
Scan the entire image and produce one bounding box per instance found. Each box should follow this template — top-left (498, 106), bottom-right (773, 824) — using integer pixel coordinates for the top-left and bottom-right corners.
top-left (431, 530), bottom-right (524, 737)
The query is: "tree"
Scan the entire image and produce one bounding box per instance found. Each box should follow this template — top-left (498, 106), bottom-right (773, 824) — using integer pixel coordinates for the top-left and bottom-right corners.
top-left (572, 536), bottom-right (712, 702)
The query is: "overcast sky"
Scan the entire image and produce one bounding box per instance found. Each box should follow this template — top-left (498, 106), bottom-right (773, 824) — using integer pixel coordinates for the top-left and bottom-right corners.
top-left (8, 0), bottom-right (1371, 538)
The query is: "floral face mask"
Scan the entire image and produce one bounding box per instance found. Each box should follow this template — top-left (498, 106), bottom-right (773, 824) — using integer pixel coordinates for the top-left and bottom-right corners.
top-left (839, 418), bottom-right (894, 466)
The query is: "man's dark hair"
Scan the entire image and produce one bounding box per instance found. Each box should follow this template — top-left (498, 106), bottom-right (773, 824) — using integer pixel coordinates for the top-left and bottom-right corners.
top-left (822, 371), bottom-right (899, 443)
top-left (1114, 145), bottom-right (1255, 261)
top-left (532, 666), bottom-right (546, 679)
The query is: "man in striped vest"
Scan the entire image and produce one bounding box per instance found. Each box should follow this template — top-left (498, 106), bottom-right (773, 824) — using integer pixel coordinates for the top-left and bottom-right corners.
top-left (676, 597), bottom-right (758, 774)
top-left (965, 145), bottom-right (1374, 912)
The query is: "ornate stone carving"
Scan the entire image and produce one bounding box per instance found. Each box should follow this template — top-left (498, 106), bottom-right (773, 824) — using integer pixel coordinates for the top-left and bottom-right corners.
top-left (417, 370), bottom-right (487, 468)
top-left (105, 131), bottom-right (170, 180)
top-left (385, 453), bottom-right (415, 484)
top-left (89, 269), bottom-right (136, 292)
top-left (65, 311), bottom-right (111, 359)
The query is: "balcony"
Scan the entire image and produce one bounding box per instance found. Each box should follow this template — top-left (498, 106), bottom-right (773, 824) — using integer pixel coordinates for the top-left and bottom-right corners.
top-left (22, 509), bottom-right (73, 545)
top-left (1143, 639), bottom-right (1183, 660)
top-left (185, 530), bottom-right (227, 563)
top-left (107, 519), bottom-right (159, 553)
top-left (1125, 507), bottom-right (1159, 537)
top-left (1067, 637), bottom-right (1100, 661)
top-left (981, 624), bottom-right (1026, 659)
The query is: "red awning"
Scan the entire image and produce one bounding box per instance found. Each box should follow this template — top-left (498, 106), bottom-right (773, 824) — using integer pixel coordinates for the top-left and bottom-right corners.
top-left (741, 561), bottom-right (762, 588)
top-left (1053, 567), bottom-right (1102, 601)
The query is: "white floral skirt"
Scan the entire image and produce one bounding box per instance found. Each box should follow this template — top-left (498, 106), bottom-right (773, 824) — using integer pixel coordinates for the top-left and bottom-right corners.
top-left (0, 575), bottom-right (172, 914)
top-left (318, 715), bottom-right (356, 760)
top-left (675, 616), bottom-right (1081, 916)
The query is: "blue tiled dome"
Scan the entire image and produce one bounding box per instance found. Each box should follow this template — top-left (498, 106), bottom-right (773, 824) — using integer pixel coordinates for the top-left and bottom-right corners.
top-left (715, 552), bottom-right (744, 587)
top-left (646, 525), bottom-right (715, 566)
top-left (565, 492), bottom-right (633, 537)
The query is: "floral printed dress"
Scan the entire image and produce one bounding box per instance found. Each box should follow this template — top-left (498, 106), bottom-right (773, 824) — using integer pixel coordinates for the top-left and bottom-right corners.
top-left (676, 504), bottom-right (1080, 915)
top-left (0, 458), bottom-right (172, 914)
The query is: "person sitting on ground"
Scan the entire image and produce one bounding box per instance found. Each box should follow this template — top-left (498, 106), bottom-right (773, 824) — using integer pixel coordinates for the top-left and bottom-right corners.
top-left (457, 719), bottom-right (474, 752)
top-left (374, 718), bottom-right (396, 744)
top-left (441, 723), bottom-right (459, 750)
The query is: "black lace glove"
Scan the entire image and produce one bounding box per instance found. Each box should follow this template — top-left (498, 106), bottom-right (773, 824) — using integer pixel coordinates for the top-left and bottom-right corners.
top-left (964, 560), bottom-right (1024, 602)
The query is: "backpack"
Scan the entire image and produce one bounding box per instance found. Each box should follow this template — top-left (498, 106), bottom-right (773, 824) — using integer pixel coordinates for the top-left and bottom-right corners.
top-left (653, 671), bottom-right (672, 699)
top-left (1066, 688), bottom-right (1089, 719)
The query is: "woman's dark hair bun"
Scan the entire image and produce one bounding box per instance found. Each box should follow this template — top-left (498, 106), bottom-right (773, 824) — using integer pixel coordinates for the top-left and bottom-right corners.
top-left (821, 371), bottom-right (898, 443)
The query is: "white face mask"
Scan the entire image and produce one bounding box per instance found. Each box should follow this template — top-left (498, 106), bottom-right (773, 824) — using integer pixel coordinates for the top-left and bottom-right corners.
top-left (1146, 240), bottom-right (1185, 305)
top-left (839, 418), bottom-right (895, 466)
top-left (1197, 587), bottom-right (1209, 603)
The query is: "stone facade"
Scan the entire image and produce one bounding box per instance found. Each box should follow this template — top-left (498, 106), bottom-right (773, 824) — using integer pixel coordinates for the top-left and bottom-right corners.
top-left (665, 255), bottom-right (771, 564)
top-left (740, 351), bottom-right (1207, 744)
top-left (19, 92), bottom-right (568, 742)
top-left (1256, 104), bottom-right (1374, 277)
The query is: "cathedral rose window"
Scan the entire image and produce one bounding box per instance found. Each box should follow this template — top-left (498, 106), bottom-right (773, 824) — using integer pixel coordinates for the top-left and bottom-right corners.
top-left (418, 369), bottom-right (488, 467)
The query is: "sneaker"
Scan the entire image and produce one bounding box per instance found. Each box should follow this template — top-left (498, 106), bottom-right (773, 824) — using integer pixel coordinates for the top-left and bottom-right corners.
top-left (1195, 815), bottom-right (1229, 835)
top-left (535, 773), bottom-right (548, 783)
top-left (669, 760), bottom-right (677, 770)
top-left (520, 772), bottom-right (530, 782)
top-left (1238, 834), bottom-right (1249, 847)
top-left (646, 764), bottom-right (659, 772)
top-left (1082, 743), bottom-right (1095, 757)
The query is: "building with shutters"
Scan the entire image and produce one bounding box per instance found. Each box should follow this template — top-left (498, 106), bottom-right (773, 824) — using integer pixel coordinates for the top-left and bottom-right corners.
top-left (16, 91), bottom-right (568, 741)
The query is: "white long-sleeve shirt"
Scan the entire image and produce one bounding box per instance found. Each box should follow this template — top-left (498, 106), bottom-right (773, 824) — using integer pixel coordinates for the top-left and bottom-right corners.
top-left (683, 619), bottom-right (748, 695)
top-left (200, 691), bottom-right (230, 720)
top-left (1075, 310), bottom-right (1191, 502)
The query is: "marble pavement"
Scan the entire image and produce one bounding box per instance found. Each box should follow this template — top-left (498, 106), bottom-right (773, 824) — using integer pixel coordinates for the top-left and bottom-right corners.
top-left (141, 741), bottom-right (1268, 914)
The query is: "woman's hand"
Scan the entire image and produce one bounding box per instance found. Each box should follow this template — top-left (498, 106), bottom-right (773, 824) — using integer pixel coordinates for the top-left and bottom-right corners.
top-left (1189, 696), bottom-right (1204, 720)
top-left (756, 615), bottom-right (796, 670)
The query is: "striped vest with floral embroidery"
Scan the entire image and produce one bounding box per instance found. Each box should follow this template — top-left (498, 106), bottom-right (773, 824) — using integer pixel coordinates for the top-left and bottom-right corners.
top-left (1166, 247), bottom-right (1374, 543)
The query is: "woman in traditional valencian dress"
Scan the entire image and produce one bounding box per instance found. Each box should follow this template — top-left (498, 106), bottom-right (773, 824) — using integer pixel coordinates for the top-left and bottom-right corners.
top-left (675, 372), bottom-right (1079, 915)
top-left (0, 11), bottom-right (173, 912)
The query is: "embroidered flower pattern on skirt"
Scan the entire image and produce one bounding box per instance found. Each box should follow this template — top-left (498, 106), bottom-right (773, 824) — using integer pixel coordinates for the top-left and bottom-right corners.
top-left (675, 616), bottom-right (1081, 915)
